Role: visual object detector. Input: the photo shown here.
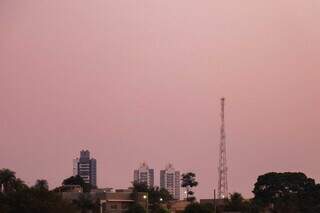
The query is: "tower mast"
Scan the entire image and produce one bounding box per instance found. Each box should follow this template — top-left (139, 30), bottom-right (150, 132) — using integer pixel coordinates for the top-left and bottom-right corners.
top-left (218, 97), bottom-right (228, 198)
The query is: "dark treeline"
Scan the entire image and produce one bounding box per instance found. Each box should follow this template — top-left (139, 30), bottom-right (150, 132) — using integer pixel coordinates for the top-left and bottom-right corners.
top-left (184, 172), bottom-right (320, 213)
top-left (1, 168), bottom-right (320, 213)
top-left (0, 168), bottom-right (98, 213)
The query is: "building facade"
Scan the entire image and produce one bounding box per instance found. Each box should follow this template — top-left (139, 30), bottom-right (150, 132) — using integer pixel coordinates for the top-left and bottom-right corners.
top-left (99, 191), bottom-right (147, 213)
top-left (160, 163), bottom-right (180, 200)
top-left (73, 150), bottom-right (97, 187)
top-left (73, 158), bottom-right (79, 176)
top-left (133, 162), bottom-right (154, 187)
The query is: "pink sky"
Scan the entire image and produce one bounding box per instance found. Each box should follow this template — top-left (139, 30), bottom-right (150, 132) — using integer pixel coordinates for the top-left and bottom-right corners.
top-left (0, 1), bottom-right (320, 198)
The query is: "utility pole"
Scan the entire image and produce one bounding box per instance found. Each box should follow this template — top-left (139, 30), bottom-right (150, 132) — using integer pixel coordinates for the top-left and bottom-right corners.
top-left (218, 97), bottom-right (228, 199)
top-left (214, 188), bottom-right (217, 213)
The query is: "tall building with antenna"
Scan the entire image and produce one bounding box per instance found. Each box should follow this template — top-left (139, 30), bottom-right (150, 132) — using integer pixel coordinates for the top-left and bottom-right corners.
top-left (73, 150), bottom-right (97, 187)
top-left (160, 163), bottom-right (181, 200)
top-left (133, 162), bottom-right (154, 187)
top-left (218, 97), bottom-right (228, 198)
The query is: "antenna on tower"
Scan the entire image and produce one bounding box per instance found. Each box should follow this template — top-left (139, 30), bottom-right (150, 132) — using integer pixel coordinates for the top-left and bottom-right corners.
top-left (218, 97), bottom-right (228, 199)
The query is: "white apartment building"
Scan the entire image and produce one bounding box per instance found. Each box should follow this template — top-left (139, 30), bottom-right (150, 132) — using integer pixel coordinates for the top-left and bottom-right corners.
top-left (133, 162), bottom-right (154, 187)
top-left (160, 163), bottom-right (180, 200)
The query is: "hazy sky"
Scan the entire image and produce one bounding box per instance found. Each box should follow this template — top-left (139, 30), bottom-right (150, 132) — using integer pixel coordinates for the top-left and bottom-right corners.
top-left (1, 1), bottom-right (320, 198)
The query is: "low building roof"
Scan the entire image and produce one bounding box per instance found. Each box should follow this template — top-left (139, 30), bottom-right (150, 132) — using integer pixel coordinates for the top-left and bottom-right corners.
top-left (105, 199), bottom-right (134, 202)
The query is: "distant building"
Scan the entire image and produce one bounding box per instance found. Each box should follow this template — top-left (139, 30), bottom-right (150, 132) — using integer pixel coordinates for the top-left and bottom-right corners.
top-left (133, 162), bottom-right (154, 187)
top-left (73, 150), bottom-right (97, 187)
top-left (160, 163), bottom-right (180, 200)
top-left (73, 158), bottom-right (79, 176)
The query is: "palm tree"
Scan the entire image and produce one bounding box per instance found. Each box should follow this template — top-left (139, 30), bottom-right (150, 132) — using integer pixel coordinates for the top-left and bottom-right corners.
top-left (0, 168), bottom-right (16, 193)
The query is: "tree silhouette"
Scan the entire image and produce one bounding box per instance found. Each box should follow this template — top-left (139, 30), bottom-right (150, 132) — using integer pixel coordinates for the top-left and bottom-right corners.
top-left (34, 179), bottom-right (49, 191)
top-left (73, 194), bottom-right (95, 213)
top-left (181, 172), bottom-right (198, 202)
top-left (126, 203), bottom-right (146, 213)
top-left (253, 172), bottom-right (320, 212)
top-left (184, 202), bottom-right (214, 213)
top-left (0, 168), bottom-right (17, 193)
top-left (131, 181), bottom-right (173, 212)
top-left (224, 192), bottom-right (250, 212)
top-left (62, 175), bottom-right (91, 192)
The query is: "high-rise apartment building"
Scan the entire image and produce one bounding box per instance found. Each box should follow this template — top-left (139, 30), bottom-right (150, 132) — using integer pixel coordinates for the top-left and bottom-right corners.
top-left (73, 150), bottom-right (97, 187)
top-left (133, 162), bottom-right (154, 187)
top-left (160, 164), bottom-right (180, 200)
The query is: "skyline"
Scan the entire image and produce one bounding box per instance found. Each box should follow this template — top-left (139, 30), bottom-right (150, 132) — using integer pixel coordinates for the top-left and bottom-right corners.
top-left (1, 0), bottom-right (320, 199)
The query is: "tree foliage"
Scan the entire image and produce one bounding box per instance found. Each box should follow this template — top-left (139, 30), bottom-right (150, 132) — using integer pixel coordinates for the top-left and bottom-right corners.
top-left (0, 169), bottom-right (17, 193)
top-left (253, 172), bottom-right (320, 213)
top-left (153, 206), bottom-right (170, 213)
top-left (0, 168), bottom-right (81, 213)
top-left (0, 188), bottom-right (77, 213)
top-left (224, 192), bottom-right (251, 212)
top-left (181, 172), bottom-right (198, 202)
top-left (73, 193), bottom-right (96, 213)
top-left (126, 203), bottom-right (146, 213)
top-left (184, 202), bottom-right (214, 213)
top-left (62, 175), bottom-right (92, 192)
top-left (132, 181), bottom-right (149, 193)
top-left (34, 179), bottom-right (49, 191)
top-left (131, 181), bottom-right (173, 213)
top-left (132, 181), bottom-right (173, 202)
